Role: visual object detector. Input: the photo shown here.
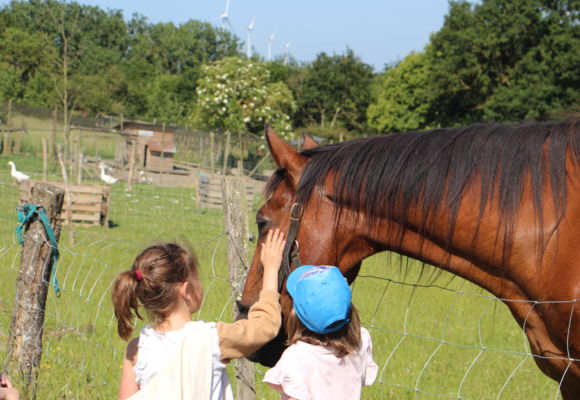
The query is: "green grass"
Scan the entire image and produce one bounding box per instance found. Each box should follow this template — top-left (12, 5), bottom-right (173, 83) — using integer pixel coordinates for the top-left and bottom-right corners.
top-left (0, 152), bottom-right (561, 399)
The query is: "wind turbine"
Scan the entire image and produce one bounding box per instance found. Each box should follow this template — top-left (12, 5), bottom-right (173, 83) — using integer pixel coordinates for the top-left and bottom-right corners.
top-left (246, 17), bottom-right (255, 59)
top-left (284, 42), bottom-right (291, 65)
top-left (267, 34), bottom-right (275, 61)
top-left (219, 0), bottom-right (235, 32)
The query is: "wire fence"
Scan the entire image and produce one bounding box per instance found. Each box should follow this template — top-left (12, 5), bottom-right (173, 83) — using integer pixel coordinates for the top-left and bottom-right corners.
top-left (0, 104), bottom-right (571, 399)
top-left (0, 101), bottom-right (274, 179)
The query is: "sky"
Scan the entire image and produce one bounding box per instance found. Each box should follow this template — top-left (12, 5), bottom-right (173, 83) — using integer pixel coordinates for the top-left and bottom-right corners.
top-left (2, 0), bottom-right (453, 71)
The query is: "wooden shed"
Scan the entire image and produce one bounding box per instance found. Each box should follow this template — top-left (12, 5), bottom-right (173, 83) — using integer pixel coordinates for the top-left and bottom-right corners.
top-left (118, 122), bottom-right (177, 170)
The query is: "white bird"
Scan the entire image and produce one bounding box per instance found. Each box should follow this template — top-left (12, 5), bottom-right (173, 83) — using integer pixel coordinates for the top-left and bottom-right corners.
top-left (99, 163), bottom-right (118, 185)
top-left (139, 170), bottom-right (154, 184)
top-left (7, 161), bottom-right (30, 183)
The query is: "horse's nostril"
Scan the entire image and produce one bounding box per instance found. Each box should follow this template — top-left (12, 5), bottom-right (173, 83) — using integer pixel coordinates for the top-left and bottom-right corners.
top-left (236, 300), bottom-right (251, 317)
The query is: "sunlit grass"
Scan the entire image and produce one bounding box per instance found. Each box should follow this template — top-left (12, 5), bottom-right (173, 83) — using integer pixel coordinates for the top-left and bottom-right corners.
top-left (0, 153), bottom-right (560, 399)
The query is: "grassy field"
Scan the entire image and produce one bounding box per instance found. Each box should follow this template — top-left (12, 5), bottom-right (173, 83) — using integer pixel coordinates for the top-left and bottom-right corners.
top-left (0, 150), bottom-right (561, 399)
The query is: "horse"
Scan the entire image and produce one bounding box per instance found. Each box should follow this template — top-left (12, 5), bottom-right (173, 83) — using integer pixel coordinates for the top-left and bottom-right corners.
top-left (237, 121), bottom-right (580, 399)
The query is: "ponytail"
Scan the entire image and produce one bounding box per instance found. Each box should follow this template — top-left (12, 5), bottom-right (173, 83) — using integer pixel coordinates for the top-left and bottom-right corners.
top-left (112, 270), bottom-right (143, 340)
top-left (111, 242), bottom-right (201, 340)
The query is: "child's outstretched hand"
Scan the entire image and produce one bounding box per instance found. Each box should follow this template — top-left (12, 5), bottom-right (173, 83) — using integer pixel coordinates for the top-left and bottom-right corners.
top-left (260, 229), bottom-right (286, 292)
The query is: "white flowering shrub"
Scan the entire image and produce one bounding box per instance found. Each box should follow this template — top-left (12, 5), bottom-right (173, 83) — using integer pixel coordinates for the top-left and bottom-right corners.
top-left (194, 57), bottom-right (295, 138)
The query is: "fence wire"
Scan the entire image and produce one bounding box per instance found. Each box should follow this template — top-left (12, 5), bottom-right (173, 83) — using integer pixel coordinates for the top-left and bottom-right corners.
top-left (0, 138), bottom-right (572, 400)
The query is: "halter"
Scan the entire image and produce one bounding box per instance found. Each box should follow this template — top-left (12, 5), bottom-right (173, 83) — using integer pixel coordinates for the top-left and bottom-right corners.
top-left (278, 203), bottom-right (303, 292)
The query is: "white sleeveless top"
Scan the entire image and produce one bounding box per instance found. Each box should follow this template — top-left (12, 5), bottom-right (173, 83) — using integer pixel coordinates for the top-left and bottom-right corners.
top-left (134, 321), bottom-right (233, 400)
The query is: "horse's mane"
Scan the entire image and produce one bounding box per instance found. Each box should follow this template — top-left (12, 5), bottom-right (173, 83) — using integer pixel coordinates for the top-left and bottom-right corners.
top-left (268, 120), bottom-right (580, 264)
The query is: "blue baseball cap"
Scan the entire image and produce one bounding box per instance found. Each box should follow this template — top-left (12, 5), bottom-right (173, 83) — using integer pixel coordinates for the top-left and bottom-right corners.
top-left (286, 265), bottom-right (352, 335)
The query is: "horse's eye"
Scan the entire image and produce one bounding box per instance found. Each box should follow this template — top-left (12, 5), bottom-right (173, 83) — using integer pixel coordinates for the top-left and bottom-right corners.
top-left (256, 217), bottom-right (268, 234)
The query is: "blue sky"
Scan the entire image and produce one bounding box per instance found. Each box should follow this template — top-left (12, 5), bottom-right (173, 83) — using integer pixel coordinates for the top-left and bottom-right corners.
top-left (2, 0), bottom-right (453, 71)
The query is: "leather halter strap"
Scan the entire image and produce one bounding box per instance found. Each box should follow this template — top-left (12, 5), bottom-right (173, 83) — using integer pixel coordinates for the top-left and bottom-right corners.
top-left (278, 203), bottom-right (303, 292)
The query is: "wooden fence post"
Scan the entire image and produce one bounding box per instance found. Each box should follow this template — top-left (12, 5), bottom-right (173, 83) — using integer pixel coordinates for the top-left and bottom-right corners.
top-left (56, 145), bottom-right (75, 245)
top-left (41, 138), bottom-right (48, 181)
top-left (50, 109), bottom-right (57, 159)
top-left (222, 131), bottom-right (231, 175)
top-left (210, 131), bottom-right (215, 172)
top-left (222, 173), bottom-right (256, 400)
top-left (127, 140), bottom-right (137, 191)
top-left (2, 133), bottom-right (10, 155)
top-left (4, 182), bottom-right (64, 399)
top-left (7, 98), bottom-right (12, 127)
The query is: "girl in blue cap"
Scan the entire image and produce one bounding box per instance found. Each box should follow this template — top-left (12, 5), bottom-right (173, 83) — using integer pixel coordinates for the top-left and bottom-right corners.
top-left (264, 265), bottom-right (378, 400)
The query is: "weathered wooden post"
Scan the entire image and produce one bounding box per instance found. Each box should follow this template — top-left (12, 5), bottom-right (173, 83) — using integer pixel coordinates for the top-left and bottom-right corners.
top-left (127, 139), bottom-right (137, 191)
top-left (76, 146), bottom-right (83, 184)
top-left (5, 182), bottom-right (64, 400)
top-left (222, 171), bottom-right (256, 400)
top-left (210, 131), bottom-right (215, 172)
top-left (41, 138), bottom-right (48, 181)
top-left (2, 133), bottom-right (10, 155)
top-left (56, 145), bottom-right (75, 245)
top-left (7, 98), bottom-right (12, 126)
top-left (222, 131), bottom-right (231, 175)
top-left (50, 108), bottom-right (57, 159)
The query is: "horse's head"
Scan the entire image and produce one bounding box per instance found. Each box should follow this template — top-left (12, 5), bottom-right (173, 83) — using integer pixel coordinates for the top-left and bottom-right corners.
top-left (237, 127), bottom-right (368, 366)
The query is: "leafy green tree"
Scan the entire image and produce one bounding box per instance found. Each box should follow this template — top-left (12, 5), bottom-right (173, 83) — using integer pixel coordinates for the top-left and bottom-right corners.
top-left (426, 0), bottom-right (579, 125)
top-left (194, 57), bottom-right (295, 136)
top-left (297, 48), bottom-right (374, 132)
top-left (367, 52), bottom-right (432, 133)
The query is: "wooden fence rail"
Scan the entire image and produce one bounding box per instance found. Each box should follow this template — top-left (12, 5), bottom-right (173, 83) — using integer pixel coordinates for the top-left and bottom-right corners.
top-left (20, 180), bottom-right (111, 226)
top-left (197, 172), bottom-right (265, 211)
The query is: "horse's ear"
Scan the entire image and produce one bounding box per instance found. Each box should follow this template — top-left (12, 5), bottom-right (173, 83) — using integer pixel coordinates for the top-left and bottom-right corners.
top-left (265, 125), bottom-right (308, 186)
top-left (302, 133), bottom-right (318, 150)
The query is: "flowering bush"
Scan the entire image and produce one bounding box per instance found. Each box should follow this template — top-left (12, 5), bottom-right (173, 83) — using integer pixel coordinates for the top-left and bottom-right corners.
top-left (194, 57), bottom-right (295, 138)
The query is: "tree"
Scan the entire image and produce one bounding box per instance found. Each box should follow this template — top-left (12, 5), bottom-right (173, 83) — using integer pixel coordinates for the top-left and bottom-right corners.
top-left (297, 48), bottom-right (374, 132)
top-left (194, 57), bottom-right (295, 137)
top-left (425, 0), bottom-right (579, 125)
top-left (367, 52), bottom-right (432, 133)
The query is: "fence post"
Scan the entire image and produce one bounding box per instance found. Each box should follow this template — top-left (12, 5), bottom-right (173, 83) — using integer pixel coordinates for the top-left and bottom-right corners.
top-left (56, 144), bottom-right (75, 245)
top-left (2, 133), bottom-right (10, 155)
top-left (210, 131), bottom-right (215, 172)
top-left (127, 139), bottom-right (137, 191)
top-left (41, 138), bottom-right (48, 181)
top-left (4, 182), bottom-right (64, 399)
top-left (50, 109), bottom-right (57, 159)
top-left (7, 98), bottom-right (12, 127)
top-left (222, 173), bottom-right (256, 400)
top-left (222, 131), bottom-right (231, 175)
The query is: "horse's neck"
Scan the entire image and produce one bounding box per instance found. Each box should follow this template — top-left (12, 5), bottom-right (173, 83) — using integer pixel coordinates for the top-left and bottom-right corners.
top-left (370, 227), bottom-right (512, 300)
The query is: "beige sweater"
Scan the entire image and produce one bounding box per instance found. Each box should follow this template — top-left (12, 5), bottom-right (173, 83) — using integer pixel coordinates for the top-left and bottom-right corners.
top-left (128, 290), bottom-right (281, 400)
top-left (218, 290), bottom-right (281, 361)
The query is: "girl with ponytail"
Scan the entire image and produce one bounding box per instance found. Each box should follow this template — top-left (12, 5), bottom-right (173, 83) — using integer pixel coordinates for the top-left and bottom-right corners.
top-left (112, 230), bottom-right (285, 400)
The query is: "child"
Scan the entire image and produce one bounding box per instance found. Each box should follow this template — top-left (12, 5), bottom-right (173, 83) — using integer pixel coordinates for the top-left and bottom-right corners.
top-left (112, 229), bottom-right (286, 400)
top-left (264, 265), bottom-right (378, 400)
top-left (0, 374), bottom-right (19, 400)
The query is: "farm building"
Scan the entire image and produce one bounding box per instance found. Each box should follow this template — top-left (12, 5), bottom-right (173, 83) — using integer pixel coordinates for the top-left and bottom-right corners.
top-left (118, 122), bottom-right (177, 170)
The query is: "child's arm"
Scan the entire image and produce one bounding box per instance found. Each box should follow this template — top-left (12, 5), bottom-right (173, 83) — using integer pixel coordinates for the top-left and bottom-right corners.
top-left (217, 229), bottom-right (285, 361)
top-left (119, 337), bottom-right (139, 400)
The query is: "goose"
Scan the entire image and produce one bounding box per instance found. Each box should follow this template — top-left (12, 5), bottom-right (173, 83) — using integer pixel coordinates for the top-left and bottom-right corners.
top-left (99, 163), bottom-right (118, 185)
top-left (7, 161), bottom-right (30, 183)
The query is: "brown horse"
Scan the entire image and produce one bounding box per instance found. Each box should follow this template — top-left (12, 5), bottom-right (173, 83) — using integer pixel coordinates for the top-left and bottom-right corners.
top-left (238, 121), bottom-right (580, 399)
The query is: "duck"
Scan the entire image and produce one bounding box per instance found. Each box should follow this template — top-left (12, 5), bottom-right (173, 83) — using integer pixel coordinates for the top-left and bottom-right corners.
top-left (99, 163), bottom-right (118, 185)
top-left (7, 161), bottom-right (30, 183)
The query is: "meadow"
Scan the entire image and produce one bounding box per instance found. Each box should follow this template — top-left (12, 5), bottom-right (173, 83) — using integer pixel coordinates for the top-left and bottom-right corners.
top-left (0, 148), bottom-right (561, 399)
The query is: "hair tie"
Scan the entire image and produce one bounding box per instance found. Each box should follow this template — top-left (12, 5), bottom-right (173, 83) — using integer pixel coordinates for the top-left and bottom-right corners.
top-left (134, 270), bottom-right (143, 281)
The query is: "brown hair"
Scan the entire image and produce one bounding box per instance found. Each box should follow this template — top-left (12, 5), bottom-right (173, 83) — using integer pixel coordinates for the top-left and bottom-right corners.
top-left (111, 242), bottom-right (200, 340)
top-left (285, 303), bottom-right (362, 358)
